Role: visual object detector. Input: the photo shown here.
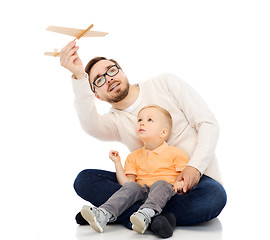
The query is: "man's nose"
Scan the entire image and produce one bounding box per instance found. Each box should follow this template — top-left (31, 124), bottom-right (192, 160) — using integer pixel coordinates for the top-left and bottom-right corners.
top-left (106, 76), bottom-right (113, 85)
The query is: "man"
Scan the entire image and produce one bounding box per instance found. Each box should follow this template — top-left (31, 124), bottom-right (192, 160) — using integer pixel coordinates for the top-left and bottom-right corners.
top-left (60, 41), bottom-right (227, 238)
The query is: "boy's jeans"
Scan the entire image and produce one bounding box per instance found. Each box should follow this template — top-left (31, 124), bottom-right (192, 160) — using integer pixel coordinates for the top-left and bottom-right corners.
top-left (74, 169), bottom-right (227, 229)
top-left (100, 180), bottom-right (176, 220)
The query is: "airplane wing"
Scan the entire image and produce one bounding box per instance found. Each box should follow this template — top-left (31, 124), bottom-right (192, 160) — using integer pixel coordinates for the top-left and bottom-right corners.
top-left (44, 48), bottom-right (60, 57)
top-left (46, 26), bottom-right (108, 37)
top-left (44, 52), bottom-right (60, 57)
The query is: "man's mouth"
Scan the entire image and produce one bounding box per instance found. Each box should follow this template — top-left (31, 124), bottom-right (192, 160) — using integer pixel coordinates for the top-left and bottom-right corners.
top-left (109, 83), bottom-right (120, 92)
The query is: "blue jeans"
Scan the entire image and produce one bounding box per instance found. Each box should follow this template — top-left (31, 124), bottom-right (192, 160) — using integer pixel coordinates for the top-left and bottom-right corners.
top-left (74, 169), bottom-right (227, 230)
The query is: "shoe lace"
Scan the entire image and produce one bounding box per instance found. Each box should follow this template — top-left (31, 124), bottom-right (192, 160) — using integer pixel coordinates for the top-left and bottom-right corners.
top-left (137, 210), bottom-right (151, 224)
top-left (90, 207), bottom-right (108, 223)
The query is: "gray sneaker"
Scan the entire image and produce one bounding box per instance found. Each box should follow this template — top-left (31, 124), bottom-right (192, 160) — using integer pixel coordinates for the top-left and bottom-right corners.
top-left (81, 205), bottom-right (109, 233)
top-left (130, 210), bottom-right (151, 234)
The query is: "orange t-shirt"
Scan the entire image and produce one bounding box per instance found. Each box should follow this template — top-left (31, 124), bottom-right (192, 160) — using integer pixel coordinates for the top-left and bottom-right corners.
top-left (124, 142), bottom-right (189, 186)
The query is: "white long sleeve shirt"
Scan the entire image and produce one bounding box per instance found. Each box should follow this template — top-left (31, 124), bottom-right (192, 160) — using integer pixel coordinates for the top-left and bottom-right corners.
top-left (72, 73), bottom-right (222, 183)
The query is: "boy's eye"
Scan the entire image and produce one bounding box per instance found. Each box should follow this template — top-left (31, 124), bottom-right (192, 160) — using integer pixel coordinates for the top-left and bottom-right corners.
top-left (138, 119), bottom-right (142, 122)
top-left (148, 118), bottom-right (153, 122)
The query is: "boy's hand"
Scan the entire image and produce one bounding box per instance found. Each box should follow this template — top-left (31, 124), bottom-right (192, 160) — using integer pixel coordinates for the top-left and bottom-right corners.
top-left (173, 180), bottom-right (184, 193)
top-left (109, 150), bottom-right (121, 163)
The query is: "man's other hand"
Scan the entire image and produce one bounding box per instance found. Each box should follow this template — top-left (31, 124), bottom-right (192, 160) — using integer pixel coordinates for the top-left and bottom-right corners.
top-left (176, 166), bottom-right (201, 193)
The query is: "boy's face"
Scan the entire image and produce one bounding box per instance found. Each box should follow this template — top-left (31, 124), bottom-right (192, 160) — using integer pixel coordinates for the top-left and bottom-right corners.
top-left (136, 107), bottom-right (168, 141)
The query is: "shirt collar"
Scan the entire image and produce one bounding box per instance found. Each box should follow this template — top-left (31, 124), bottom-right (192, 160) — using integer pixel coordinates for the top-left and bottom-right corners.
top-left (142, 141), bottom-right (168, 155)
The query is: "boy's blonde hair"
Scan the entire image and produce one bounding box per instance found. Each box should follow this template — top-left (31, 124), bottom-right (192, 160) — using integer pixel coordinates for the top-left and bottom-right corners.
top-left (138, 105), bottom-right (173, 136)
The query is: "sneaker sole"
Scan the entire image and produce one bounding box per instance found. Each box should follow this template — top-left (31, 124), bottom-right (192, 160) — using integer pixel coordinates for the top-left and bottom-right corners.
top-left (130, 214), bottom-right (147, 234)
top-left (81, 205), bottom-right (104, 233)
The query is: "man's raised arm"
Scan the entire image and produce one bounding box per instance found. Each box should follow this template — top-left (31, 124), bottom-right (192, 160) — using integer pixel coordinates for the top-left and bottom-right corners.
top-left (60, 42), bottom-right (120, 142)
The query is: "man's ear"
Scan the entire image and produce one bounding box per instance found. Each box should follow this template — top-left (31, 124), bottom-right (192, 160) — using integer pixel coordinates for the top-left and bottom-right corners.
top-left (160, 128), bottom-right (168, 138)
top-left (94, 92), bottom-right (104, 101)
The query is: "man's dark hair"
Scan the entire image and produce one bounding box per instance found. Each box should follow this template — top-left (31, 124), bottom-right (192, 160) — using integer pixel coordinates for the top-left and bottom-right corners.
top-left (85, 57), bottom-right (121, 92)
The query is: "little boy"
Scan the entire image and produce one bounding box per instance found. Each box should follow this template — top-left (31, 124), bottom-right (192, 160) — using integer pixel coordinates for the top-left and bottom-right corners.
top-left (81, 105), bottom-right (189, 236)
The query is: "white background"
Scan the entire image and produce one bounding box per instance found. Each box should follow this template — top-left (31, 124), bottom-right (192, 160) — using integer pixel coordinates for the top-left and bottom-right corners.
top-left (1, 0), bottom-right (270, 239)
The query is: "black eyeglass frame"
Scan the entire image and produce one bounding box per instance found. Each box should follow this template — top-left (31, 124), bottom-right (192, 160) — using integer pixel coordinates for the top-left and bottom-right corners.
top-left (91, 64), bottom-right (120, 92)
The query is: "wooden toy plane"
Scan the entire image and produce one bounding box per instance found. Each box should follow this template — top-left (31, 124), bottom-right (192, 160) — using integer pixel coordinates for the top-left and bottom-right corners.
top-left (44, 24), bottom-right (108, 57)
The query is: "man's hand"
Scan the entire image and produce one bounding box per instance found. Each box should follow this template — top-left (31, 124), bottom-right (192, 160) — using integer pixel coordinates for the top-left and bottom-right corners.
top-left (60, 41), bottom-right (86, 79)
top-left (109, 150), bottom-right (121, 164)
top-left (176, 166), bottom-right (201, 193)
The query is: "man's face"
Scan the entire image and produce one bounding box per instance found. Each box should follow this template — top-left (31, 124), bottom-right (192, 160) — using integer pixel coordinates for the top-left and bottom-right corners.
top-left (89, 60), bottom-right (130, 103)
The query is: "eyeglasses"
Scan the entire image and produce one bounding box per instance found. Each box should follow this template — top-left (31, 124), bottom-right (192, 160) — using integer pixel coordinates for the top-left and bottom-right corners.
top-left (92, 65), bottom-right (120, 92)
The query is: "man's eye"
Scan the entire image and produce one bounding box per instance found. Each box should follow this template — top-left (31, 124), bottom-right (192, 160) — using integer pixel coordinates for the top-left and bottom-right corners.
top-left (96, 78), bottom-right (103, 84)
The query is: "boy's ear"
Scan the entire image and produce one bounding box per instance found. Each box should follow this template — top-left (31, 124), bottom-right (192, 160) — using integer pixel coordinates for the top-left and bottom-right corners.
top-left (160, 128), bottom-right (168, 138)
top-left (94, 92), bottom-right (104, 101)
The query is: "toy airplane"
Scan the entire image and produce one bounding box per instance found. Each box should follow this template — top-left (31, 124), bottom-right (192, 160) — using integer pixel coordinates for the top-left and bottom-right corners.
top-left (44, 24), bottom-right (108, 57)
